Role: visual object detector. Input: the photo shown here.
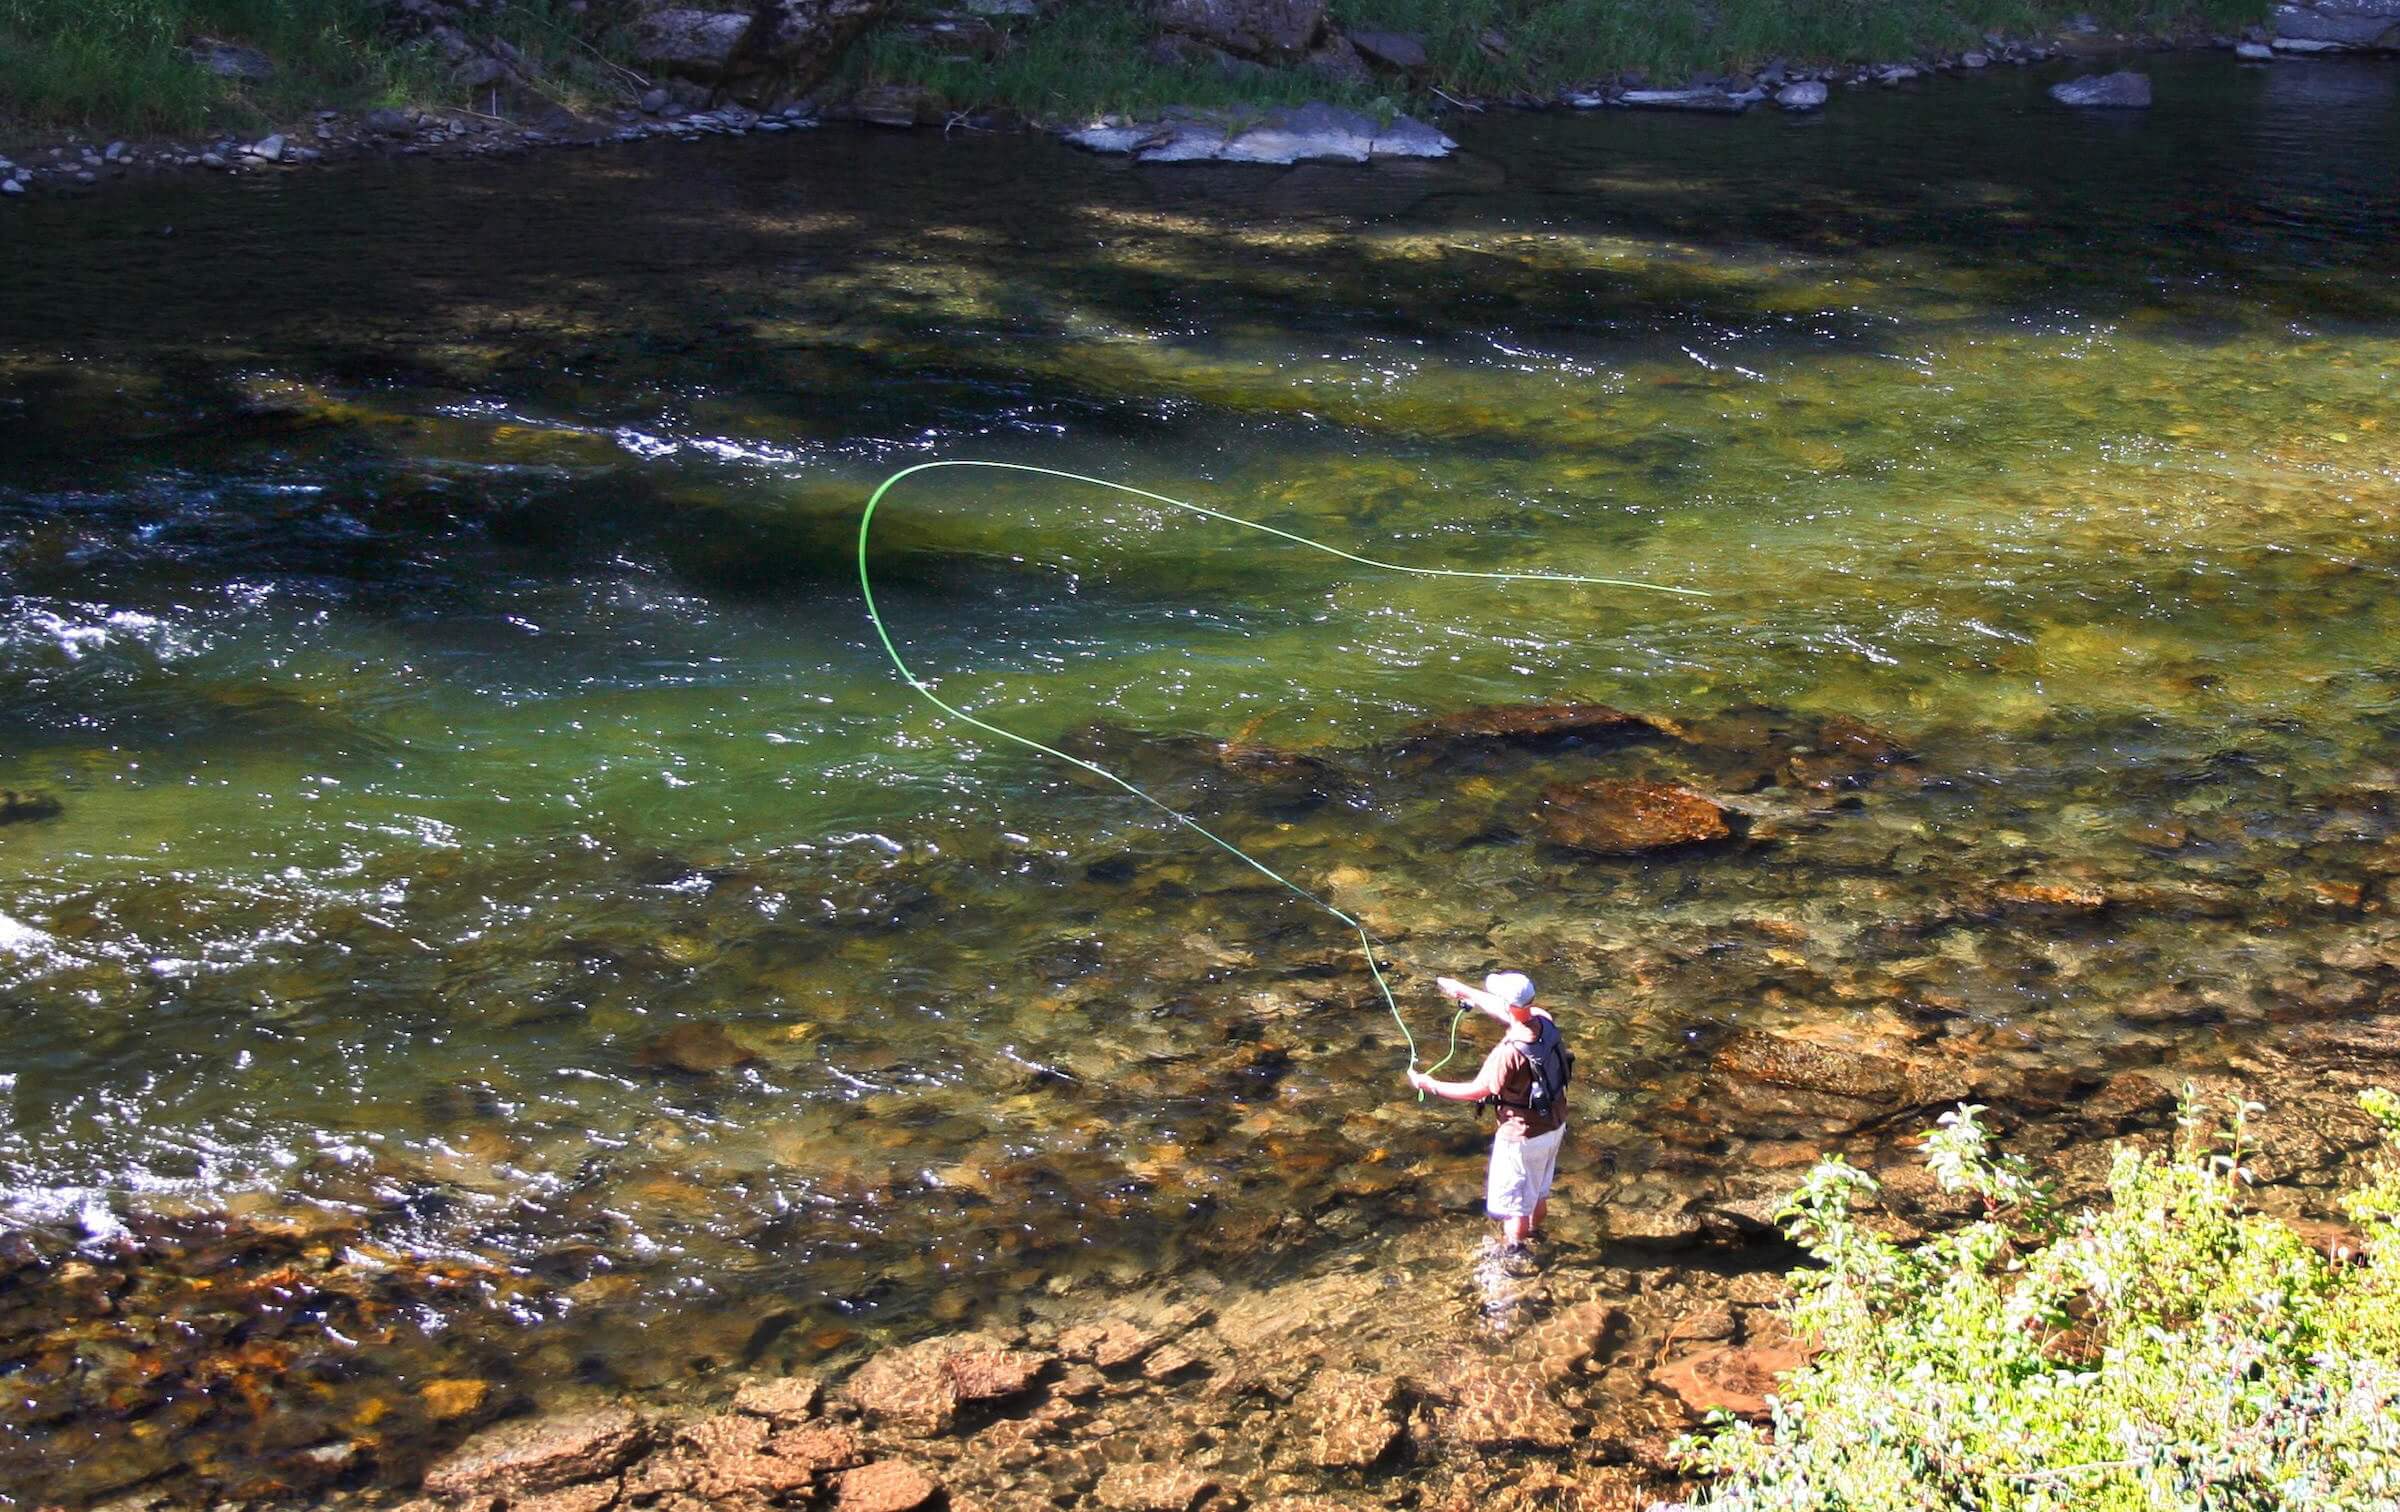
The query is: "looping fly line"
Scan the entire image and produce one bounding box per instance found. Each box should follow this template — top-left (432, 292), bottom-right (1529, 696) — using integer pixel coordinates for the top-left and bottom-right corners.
top-left (857, 459), bottom-right (1707, 1090)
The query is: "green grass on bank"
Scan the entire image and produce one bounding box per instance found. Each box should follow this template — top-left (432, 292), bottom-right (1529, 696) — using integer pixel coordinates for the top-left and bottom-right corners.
top-left (0, 0), bottom-right (632, 136)
top-left (840, 0), bottom-right (2271, 120)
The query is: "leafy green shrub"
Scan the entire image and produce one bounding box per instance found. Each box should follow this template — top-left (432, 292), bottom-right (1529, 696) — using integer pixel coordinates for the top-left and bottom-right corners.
top-left (1677, 1090), bottom-right (2400, 1510)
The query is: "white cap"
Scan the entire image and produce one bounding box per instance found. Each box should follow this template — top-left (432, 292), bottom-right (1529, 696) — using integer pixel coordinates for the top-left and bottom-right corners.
top-left (1484, 971), bottom-right (1536, 1008)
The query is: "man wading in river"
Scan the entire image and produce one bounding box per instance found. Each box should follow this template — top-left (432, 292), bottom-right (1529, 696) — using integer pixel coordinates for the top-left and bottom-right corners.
top-left (1407, 971), bottom-right (1571, 1253)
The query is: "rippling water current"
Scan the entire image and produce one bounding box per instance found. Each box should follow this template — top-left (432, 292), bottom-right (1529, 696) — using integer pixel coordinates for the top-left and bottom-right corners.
top-left (2, 52), bottom-right (2399, 1507)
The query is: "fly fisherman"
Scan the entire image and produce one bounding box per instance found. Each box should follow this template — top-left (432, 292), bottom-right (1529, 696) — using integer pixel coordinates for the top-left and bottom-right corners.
top-left (1406, 971), bottom-right (1571, 1252)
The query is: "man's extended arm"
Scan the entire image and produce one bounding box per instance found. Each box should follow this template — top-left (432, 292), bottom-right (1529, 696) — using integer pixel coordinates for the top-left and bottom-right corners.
top-left (1408, 1043), bottom-right (1509, 1102)
top-left (1436, 975), bottom-right (1518, 1029)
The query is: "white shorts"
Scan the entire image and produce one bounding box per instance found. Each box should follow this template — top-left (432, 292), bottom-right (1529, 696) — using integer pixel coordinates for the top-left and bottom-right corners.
top-left (1486, 1126), bottom-right (1566, 1220)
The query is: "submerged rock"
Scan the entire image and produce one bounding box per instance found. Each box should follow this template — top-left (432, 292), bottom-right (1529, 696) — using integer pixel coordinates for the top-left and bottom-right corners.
top-left (842, 1333), bottom-right (1050, 1433)
top-left (0, 789), bottom-right (61, 824)
top-left (1295, 1369), bottom-right (1405, 1468)
top-left (1095, 1461), bottom-right (1219, 1512)
top-left (421, 1404), bottom-right (647, 1499)
top-left (838, 1460), bottom-right (942, 1512)
top-left (1537, 779), bottom-right (1735, 855)
top-left (1396, 701), bottom-right (1665, 750)
top-left (636, 1020), bottom-right (756, 1075)
top-left (2049, 71), bottom-right (2152, 107)
top-left (731, 1373), bottom-right (822, 1423)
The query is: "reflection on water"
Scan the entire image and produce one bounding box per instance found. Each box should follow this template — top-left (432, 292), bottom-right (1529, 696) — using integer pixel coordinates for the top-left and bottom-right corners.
top-left (2, 50), bottom-right (2399, 1507)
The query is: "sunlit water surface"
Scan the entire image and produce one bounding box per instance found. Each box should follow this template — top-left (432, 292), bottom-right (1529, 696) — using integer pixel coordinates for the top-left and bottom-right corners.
top-left (2, 51), bottom-right (2398, 1506)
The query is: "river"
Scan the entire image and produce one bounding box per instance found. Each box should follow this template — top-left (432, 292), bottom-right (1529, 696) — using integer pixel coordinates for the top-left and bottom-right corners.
top-left (2, 50), bottom-right (2398, 1508)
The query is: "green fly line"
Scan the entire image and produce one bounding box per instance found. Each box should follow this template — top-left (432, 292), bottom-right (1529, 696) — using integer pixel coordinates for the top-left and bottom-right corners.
top-left (857, 459), bottom-right (1707, 1091)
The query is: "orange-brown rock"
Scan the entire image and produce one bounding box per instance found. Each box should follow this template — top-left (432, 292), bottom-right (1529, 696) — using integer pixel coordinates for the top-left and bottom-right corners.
top-left (1095, 1462), bottom-right (1217, 1512)
top-left (836, 1460), bottom-right (941, 1512)
top-left (731, 1373), bottom-right (822, 1424)
top-left (766, 1422), bottom-right (866, 1473)
top-left (1295, 1370), bottom-right (1403, 1469)
top-left (843, 1333), bottom-right (1051, 1433)
top-left (1060, 1324), bottom-right (1152, 1372)
top-left (420, 1377), bottom-right (491, 1422)
top-left (1650, 1340), bottom-right (1812, 1419)
top-left (1537, 779), bottom-right (1733, 856)
top-left (623, 1412), bottom-right (812, 1501)
top-left (1434, 1360), bottom-right (1575, 1451)
top-left (511, 1479), bottom-right (623, 1512)
top-left (422, 1405), bottom-right (647, 1499)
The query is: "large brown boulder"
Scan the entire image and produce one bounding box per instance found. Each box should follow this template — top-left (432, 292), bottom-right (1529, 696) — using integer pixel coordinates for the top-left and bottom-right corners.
top-left (627, 0), bottom-right (891, 86)
top-left (1153, 0), bottom-right (1326, 58)
top-left (1538, 778), bottom-right (1734, 855)
top-left (421, 1405), bottom-right (647, 1499)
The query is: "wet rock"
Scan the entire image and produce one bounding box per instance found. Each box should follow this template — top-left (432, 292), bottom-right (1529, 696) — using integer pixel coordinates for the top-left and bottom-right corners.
top-left (1065, 106), bottom-right (1452, 163)
top-left (732, 1373), bottom-right (822, 1423)
top-left (838, 1460), bottom-right (941, 1512)
top-left (843, 1333), bottom-right (1050, 1432)
top-left (1710, 1027), bottom-right (1945, 1109)
top-left (1618, 87), bottom-right (1751, 112)
top-left (247, 134), bottom-right (287, 162)
top-left (2050, 70), bottom-right (2152, 107)
top-left (1537, 779), bottom-right (1735, 856)
top-left (849, 83), bottom-right (939, 127)
top-left (624, 1411), bottom-right (813, 1500)
top-left (1295, 1370), bottom-right (1403, 1469)
top-left (420, 1377), bottom-right (492, 1421)
top-left (1059, 1318), bottom-right (1152, 1369)
top-left (0, 789), bottom-right (62, 824)
top-left (1775, 80), bottom-right (1829, 109)
top-left (1976, 879), bottom-right (2109, 917)
top-left (1650, 1340), bottom-right (1812, 1419)
top-left (767, 1422), bottom-right (866, 1473)
top-left (422, 1404), bottom-right (647, 1499)
top-left (1782, 716), bottom-right (1910, 792)
top-left (2236, 38), bottom-right (2277, 56)
top-left (1397, 701), bottom-right (1663, 751)
top-left (1154, 0), bottom-right (1326, 59)
top-left (1345, 27), bottom-right (1427, 70)
top-left (1435, 1359), bottom-right (1575, 1451)
top-left (2271, 1), bottom-right (2400, 46)
top-left (1095, 1462), bottom-right (1218, 1512)
top-left (637, 1021), bottom-right (756, 1074)
top-left (1224, 100), bottom-right (1375, 162)
top-left (1140, 1341), bottom-right (1205, 1381)
top-left (512, 1481), bottom-right (623, 1512)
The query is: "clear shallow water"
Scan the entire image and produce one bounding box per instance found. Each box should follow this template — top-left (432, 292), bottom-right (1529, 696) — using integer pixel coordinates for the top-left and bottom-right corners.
top-left (2, 51), bottom-right (2399, 1505)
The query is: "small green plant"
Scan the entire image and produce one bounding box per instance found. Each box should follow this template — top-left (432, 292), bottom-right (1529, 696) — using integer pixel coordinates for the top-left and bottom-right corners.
top-left (1677, 1089), bottom-right (2400, 1510)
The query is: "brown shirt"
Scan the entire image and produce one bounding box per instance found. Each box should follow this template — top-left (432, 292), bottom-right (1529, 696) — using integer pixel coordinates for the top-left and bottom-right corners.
top-left (1488, 1014), bottom-right (1564, 1140)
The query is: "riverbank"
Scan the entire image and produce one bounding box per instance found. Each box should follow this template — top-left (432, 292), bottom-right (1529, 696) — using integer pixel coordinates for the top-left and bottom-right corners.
top-left (21, 0), bottom-right (2400, 201)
